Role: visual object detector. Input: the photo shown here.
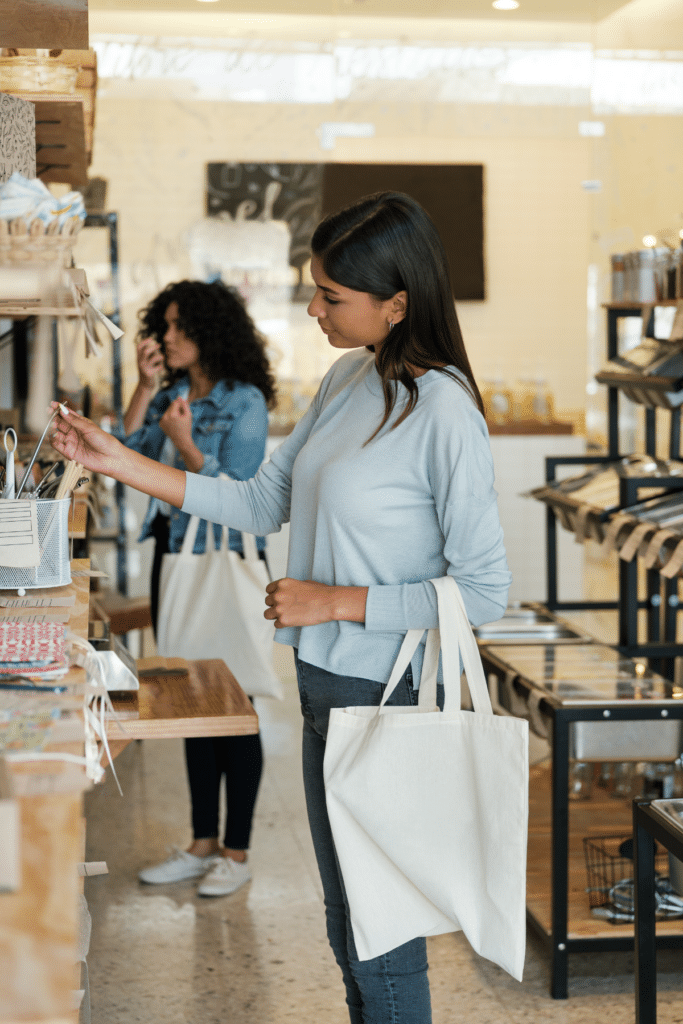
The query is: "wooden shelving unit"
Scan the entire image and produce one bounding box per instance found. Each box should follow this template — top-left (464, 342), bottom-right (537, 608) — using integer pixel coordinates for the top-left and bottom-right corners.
top-left (32, 94), bottom-right (88, 187)
top-left (0, 1), bottom-right (89, 51)
top-left (2, 47), bottom-right (97, 189)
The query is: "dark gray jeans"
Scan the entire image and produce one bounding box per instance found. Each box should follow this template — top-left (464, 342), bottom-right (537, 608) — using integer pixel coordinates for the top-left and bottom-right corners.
top-left (295, 651), bottom-right (438, 1024)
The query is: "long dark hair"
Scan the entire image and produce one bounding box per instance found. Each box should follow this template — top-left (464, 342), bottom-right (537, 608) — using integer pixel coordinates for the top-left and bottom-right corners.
top-left (311, 192), bottom-right (482, 439)
top-left (138, 279), bottom-right (277, 408)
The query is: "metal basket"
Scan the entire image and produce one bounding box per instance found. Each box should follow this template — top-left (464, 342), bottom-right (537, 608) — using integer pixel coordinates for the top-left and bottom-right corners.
top-left (583, 832), bottom-right (668, 910)
top-left (0, 498), bottom-right (71, 591)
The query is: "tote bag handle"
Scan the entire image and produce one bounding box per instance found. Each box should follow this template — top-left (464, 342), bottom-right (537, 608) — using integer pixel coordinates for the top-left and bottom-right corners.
top-left (179, 477), bottom-right (260, 561)
top-left (378, 576), bottom-right (493, 717)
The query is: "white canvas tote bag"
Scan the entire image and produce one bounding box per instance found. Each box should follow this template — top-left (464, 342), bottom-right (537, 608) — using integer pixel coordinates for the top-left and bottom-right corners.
top-left (323, 575), bottom-right (528, 980)
top-left (156, 512), bottom-right (283, 700)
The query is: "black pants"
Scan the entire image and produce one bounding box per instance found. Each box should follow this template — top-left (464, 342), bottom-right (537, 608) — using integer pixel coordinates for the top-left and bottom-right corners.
top-left (150, 513), bottom-right (263, 850)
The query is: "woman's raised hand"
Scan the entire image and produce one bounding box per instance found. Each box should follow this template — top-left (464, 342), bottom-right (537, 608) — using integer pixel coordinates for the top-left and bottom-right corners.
top-left (136, 337), bottom-right (164, 389)
top-left (160, 396), bottom-right (193, 450)
top-left (50, 403), bottom-right (123, 474)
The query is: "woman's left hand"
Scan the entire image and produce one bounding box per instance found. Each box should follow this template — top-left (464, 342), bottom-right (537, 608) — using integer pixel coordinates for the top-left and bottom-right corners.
top-left (264, 578), bottom-right (368, 628)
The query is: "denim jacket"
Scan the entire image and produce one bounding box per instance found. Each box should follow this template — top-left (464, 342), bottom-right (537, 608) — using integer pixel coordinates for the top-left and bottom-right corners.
top-left (122, 376), bottom-right (268, 554)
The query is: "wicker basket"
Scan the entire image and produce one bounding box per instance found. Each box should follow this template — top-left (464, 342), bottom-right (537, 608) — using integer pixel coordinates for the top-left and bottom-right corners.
top-left (0, 217), bottom-right (81, 267)
top-left (0, 56), bottom-right (77, 94)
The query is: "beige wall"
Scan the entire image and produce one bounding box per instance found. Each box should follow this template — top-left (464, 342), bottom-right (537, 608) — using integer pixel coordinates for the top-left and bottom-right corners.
top-left (72, 3), bottom-right (683, 434)
top-left (73, 94), bottom-right (593, 424)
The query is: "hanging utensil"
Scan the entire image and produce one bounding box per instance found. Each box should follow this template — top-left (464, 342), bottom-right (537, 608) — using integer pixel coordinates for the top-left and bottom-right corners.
top-left (2, 428), bottom-right (17, 499)
top-left (15, 403), bottom-right (68, 499)
top-left (32, 460), bottom-right (60, 498)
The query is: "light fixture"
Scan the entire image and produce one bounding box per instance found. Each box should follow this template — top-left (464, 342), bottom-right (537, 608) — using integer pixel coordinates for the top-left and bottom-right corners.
top-left (492, 0), bottom-right (519, 9)
top-left (643, 235), bottom-right (658, 248)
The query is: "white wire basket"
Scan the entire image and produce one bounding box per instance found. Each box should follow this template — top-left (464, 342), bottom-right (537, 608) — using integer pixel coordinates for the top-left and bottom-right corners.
top-left (0, 498), bottom-right (71, 590)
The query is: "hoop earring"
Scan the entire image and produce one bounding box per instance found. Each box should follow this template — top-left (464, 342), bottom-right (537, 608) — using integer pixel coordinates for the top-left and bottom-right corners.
top-left (388, 321), bottom-right (394, 331)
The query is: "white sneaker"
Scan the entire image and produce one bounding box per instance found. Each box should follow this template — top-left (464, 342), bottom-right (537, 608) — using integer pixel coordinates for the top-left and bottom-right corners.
top-left (197, 856), bottom-right (251, 897)
top-left (138, 846), bottom-right (219, 885)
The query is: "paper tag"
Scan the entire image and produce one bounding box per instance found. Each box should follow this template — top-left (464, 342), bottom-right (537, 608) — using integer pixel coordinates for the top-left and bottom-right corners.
top-left (618, 521), bottom-right (657, 562)
top-left (668, 300), bottom-right (683, 342)
top-left (0, 611), bottom-right (70, 624)
top-left (643, 528), bottom-right (680, 569)
top-left (0, 500), bottom-right (40, 567)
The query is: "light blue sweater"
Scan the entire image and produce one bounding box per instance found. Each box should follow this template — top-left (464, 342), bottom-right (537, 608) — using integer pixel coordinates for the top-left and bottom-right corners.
top-left (182, 349), bottom-right (511, 684)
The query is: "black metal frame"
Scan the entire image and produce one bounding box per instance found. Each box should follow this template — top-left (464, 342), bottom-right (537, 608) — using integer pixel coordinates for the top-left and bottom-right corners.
top-left (482, 648), bottom-right (683, 999)
top-left (526, 302), bottom-right (683, 997)
top-left (633, 799), bottom-right (683, 1024)
top-left (82, 212), bottom-right (127, 596)
top-left (545, 306), bottom-right (683, 679)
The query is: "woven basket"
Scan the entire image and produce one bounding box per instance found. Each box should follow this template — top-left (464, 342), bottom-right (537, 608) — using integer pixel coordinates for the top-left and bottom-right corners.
top-left (0, 56), bottom-right (77, 94)
top-left (0, 217), bottom-right (81, 267)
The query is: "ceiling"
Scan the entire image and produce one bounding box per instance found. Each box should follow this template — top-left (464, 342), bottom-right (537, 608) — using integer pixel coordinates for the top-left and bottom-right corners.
top-left (87, 0), bottom-right (634, 25)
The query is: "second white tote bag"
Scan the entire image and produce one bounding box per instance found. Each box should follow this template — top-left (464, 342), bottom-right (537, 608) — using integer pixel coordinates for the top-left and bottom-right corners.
top-left (156, 512), bottom-right (283, 701)
top-left (323, 575), bottom-right (528, 980)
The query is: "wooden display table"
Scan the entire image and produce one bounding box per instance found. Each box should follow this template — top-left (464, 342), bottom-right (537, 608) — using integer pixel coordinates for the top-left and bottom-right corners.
top-left (108, 657), bottom-right (259, 743)
top-left (0, 570), bottom-right (259, 1023)
top-left (0, 560), bottom-right (92, 1024)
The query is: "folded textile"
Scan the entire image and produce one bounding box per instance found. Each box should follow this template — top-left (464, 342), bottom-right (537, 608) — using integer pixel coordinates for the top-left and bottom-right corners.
top-left (0, 621), bottom-right (68, 677)
top-left (0, 172), bottom-right (86, 229)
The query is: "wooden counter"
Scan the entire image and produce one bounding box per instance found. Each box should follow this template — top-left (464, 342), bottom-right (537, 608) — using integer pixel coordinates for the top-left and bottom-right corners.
top-left (0, 567), bottom-right (260, 1023)
top-left (0, 560), bottom-right (92, 1024)
top-left (108, 657), bottom-right (259, 741)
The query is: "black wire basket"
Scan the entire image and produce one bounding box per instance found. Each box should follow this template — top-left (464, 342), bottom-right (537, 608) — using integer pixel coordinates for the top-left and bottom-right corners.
top-left (583, 832), bottom-right (679, 921)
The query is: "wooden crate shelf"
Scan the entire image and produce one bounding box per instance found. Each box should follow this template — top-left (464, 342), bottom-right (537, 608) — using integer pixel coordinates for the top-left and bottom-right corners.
top-left (0, 0), bottom-right (89, 50)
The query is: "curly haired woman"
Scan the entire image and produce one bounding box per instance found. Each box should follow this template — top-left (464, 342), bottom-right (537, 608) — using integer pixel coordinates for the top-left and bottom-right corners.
top-left (122, 279), bottom-right (277, 897)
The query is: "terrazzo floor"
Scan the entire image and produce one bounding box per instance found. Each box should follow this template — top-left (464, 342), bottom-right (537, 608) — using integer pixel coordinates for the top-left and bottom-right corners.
top-left (84, 645), bottom-right (683, 1024)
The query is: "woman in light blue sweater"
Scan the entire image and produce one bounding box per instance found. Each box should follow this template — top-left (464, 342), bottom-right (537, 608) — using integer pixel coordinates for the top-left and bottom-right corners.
top-left (53, 192), bottom-right (511, 1024)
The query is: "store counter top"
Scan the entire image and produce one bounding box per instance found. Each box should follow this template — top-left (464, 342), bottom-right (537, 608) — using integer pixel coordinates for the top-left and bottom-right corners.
top-left (0, 560), bottom-right (92, 1024)
top-left (107, 656), bottom-right (258, 742)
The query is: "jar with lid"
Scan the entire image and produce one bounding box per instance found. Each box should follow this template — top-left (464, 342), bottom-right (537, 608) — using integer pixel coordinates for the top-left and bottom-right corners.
top-left (635, 248), bottom-right (657, 303)
top-left (482, 375), bottom-right (513, 428)
top-left (611, 253), bottom-right (626, 302)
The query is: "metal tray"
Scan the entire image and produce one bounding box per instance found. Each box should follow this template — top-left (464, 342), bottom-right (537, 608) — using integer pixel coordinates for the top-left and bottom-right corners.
top-left (475, 603), bottom-right (590, 644)
top-left (484, 642), bottom-right (683, 760)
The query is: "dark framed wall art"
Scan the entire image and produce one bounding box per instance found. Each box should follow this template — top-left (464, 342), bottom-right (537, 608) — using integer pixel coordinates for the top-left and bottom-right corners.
top-left (206, 162), bottom-right (485, 301)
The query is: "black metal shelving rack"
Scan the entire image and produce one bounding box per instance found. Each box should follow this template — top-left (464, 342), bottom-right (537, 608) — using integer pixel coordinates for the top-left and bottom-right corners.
top-left (2, 212), bottom-right (127, 594)
top-left (81, 211), bottom-right (127, 596)
top-left (546, 302), bottom-right (683, 677)
top-left (482, 301), bottom-right (683, 999)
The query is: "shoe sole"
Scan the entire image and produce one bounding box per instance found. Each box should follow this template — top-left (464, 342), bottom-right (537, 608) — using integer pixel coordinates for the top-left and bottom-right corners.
top-left (139, 875), bottom-right (204, 884)
top-left (197, 877), bottom-right (251, 898)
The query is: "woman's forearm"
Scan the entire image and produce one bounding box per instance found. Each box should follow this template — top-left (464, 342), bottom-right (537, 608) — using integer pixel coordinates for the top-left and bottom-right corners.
top-left (51, 406), bottom-right (187, 507)
top-left (108, 442), bottom-right (187, 506)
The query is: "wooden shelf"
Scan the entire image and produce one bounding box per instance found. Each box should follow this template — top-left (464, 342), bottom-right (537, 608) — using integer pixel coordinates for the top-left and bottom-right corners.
top-left (0, 560), bottom-right (91, 1023)
top-left (4, 48), bottom-right (98, 187)
top-left (603, 300), bottom-right (682, 309)
top-left (488, 421), bottom-right (575, 435)
top-left (67, 497), bottom-right (88, 539)
top-left (528, 762), bottom-right (683, 940)
top-left (0, 0), bottom-right (89, 50)
top-left (0, 300), bottom-right (82, 318)
top-left (108, 658), bottom-right (259, 740)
